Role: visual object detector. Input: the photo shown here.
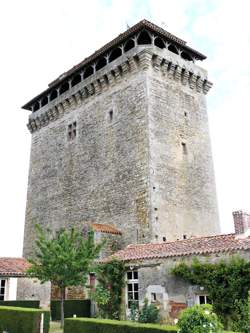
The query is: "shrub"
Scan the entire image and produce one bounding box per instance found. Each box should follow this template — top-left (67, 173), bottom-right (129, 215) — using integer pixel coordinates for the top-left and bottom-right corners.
top-left (64, 318), bottom-right (177, 333)
top-left (0, 300), bottom-right (40, 308)
top-left (50, 299), bottom-right (90, 320)
top-left (178, 304), bottom-right (223, 333)
top-left (138, 299), bottom-right (160, 324)
top-left (0, 306), bottom-right (50, 333)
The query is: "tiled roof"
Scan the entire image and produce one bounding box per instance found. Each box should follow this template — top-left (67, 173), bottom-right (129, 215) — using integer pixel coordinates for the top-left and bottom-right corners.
top-left (106, 233), bottom-right (250, 262)
top-left (22, 19), bottom-right (206, 110)
top-left (0, 258), bottom-right (30, 277)
top-left (92, 223), bottom-right (122, 235)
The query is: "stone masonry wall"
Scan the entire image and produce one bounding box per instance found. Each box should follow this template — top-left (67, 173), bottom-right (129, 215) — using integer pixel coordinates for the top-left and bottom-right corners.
top-left (132, 249), bottom-right (250, 322)
top-left (147, 46), bottom-right (220, 242)
top-left (23, 53), bottom-right (151, 258)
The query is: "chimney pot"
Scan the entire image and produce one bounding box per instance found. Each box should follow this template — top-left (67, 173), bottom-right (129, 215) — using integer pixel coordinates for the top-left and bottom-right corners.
top-left (232, 210), bottom-right (250, 235)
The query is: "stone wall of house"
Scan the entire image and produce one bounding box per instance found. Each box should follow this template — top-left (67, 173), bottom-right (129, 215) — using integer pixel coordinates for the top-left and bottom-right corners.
top-left (131, 249), bottom-right (250, 322)
top-left (17, 278), bottom-right (51, 308)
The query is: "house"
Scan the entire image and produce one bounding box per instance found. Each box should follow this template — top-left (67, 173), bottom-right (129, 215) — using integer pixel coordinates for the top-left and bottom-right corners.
top-left (0, 258), bottom-right (29, 301)
top-left (106, 210), bottom-right (250, 320)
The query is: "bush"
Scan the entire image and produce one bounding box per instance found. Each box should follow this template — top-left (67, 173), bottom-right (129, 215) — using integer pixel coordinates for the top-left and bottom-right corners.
top-left (138, 299), bottom-right (160, 323)
top-left (51, 299), bottom-right (90, 320)
top-left (64, 318), bottom-right (177, 333)
top-left (0, 300), bottom-right (40, 308)
top-left (178, 304), bottom-right (223, 333)
top-left (0, 306), bottom-right (50, 333)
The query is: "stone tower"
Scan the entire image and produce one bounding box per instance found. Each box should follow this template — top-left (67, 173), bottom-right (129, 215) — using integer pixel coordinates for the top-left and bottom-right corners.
top-left (22, 20), bottom-right (220, 257)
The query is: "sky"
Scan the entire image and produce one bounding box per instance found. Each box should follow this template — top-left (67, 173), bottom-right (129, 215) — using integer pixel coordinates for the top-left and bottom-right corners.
top-left (0, 0), bottom-right (250, 257)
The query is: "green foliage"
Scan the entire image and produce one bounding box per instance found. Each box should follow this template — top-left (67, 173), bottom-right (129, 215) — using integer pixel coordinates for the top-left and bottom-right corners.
top-left (64, 318), bottom-right (177, 333)
top-left (0, 300), bottom-right (40, 308)
top-left (27, 225), bottom-right (103, 326)
top-left (0, 306), bottom-right (50, 333)
top-left (129, 301), bottom-right (139, 321)
top-left (92, 259), bottom-right (126, 319)
top-left (50, 299), bottom-right (91, 321)
top-left (138, 299), bottom-right (160, 324)
top-left (229, 291), bottom-right (250, 333)
top-left (172, 256), bottom-right (250, 330)
top-left (177, 304), bottom-right (223, 333)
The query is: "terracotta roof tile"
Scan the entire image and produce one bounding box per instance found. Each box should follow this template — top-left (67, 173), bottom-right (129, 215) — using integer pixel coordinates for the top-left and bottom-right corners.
top-left (92, 223), bottom-right (122, 235)
top-left (105, 233), bottom-right (250, 262)
top-left (0, 258), bottom-right (30, 277)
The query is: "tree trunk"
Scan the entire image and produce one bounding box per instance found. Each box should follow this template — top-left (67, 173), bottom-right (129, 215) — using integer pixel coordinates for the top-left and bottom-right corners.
top-left (60, 286), bottom-right (65, 328)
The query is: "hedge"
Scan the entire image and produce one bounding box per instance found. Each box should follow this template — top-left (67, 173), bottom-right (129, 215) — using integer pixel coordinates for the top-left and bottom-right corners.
top-left (0, 300), bottom-right (40, 308)
top-left (0, 306), bottom-right (50, 333)
top-left (51, 299), bottom-right (90, 320)
top-left (64, 318), bottom-right (178, 333)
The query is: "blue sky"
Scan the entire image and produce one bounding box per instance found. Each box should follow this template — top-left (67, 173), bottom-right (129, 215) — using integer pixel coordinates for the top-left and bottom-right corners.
top-left (0, 0), bottom-right (249, 256)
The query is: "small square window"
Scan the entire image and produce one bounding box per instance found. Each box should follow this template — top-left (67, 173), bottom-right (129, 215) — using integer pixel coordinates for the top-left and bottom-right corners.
top-left (67, 122), bottom-right (77, 141)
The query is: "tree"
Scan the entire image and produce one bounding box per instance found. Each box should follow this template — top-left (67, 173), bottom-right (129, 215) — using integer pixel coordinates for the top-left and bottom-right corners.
top-left (27, 225), bottom-right (103, 327)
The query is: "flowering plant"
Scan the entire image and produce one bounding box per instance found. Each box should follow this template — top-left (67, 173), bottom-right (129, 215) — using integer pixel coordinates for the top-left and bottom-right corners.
top-left (178, 304), bottom-right (223, 333)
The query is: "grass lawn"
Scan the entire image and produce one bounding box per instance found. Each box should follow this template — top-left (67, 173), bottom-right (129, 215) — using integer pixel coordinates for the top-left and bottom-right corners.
top-left (49, 322), bottom-right (63, 333)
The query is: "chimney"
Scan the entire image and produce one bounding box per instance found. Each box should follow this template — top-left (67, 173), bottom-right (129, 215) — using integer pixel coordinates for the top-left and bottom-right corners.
top-left (233, 210), bottom-right (250, 236)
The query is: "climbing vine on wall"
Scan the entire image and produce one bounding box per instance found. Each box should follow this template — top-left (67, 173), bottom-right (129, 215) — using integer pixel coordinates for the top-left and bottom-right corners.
top-left (172, 256), bottom-right (250, 332)
top-left (92, 259), bottom-right (126, 319)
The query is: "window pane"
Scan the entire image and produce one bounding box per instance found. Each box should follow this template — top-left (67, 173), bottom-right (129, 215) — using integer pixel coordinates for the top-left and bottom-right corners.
top-left (199, 295), bottom-right (205, 304)
top-left (128, 284), bottom-right (133, 291)
top-left (127, 272), bottom-right (132, 280)
top-left (0, 295), bottom-right (4, 300)
top-left (134, 283), bottom-right (138, 291)
top-left (134, 292), bottom-right (139, 300)
top-left (133, 271), bottom-right (138, 280)
top-left (1, 280), bottom-right (5, 287)
top-left (128, 292), bottom-right (133, 300)
top-left (0, 288), bottom-right (5, 295)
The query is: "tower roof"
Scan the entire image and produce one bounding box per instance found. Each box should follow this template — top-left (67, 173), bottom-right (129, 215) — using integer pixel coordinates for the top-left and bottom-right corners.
top-left (22, 19), bottom-right (206, 111)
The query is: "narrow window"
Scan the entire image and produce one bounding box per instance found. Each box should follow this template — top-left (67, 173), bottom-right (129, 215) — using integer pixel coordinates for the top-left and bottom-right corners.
top-left (0, 280), bottom-right (6, 300)
top-left (67, 121), bottom-right (77, 141)
top-left (108, 110), bottom-right (113, 122)
top-left (183, 234), bottom-right (187, 240)
top-left (151, 293), bottom-right (157, 302)
top-left (181, 142), bottom-right (187, 155)
top-left (127, 271), bottom-right (139, 309)
top-left (163, 236), bottom-right (166, 242)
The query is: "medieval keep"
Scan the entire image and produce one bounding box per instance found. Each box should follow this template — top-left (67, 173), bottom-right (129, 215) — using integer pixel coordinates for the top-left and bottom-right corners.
top-left (16, 20), bottom-right (248, 318)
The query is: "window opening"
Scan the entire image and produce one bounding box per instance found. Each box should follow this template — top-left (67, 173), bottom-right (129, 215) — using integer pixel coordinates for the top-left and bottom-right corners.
top-left (109, 110), bottom-right (113, 122)
top-left (96, 57), bottom-right (107, 71)
top-left (59, 82), bottom-right (69, 95)
top-left (163, 237), bottom-right (166, 242)
top-left (183, 235), bottom-right (187, 240)
top-left (168, 44), bottom-right (178, 55)
top-left (33, 101), bottom-right (40, 111)
top-left (84, 66), bottom-right (94, 79)
top-left (124, 39), bottom-right (135, 52)
top-left (137, 30), bottom-right (151, 45)
top-left (127, 271), bottom-right (139, 309)
top-left (50, 90), bottom-right (58, 101)
top-left (109, 48), bottom-right (122, 62)
top-left (72, 74), bottom-right (81, 87)
top-left (41, 96), bottom-right (48, 107)
top-left (181, 142), bottom-right (187, 155)
top-left (154, 37), bottom-right (165, 49)
top-left (197, 295), bottom-right (211, 305)
top-left (67, 121), bottom-right (77, 141)
top-left (151, 293), bottom-right (157, 303)
top-left (0, 280), bottom-right (6, 300)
